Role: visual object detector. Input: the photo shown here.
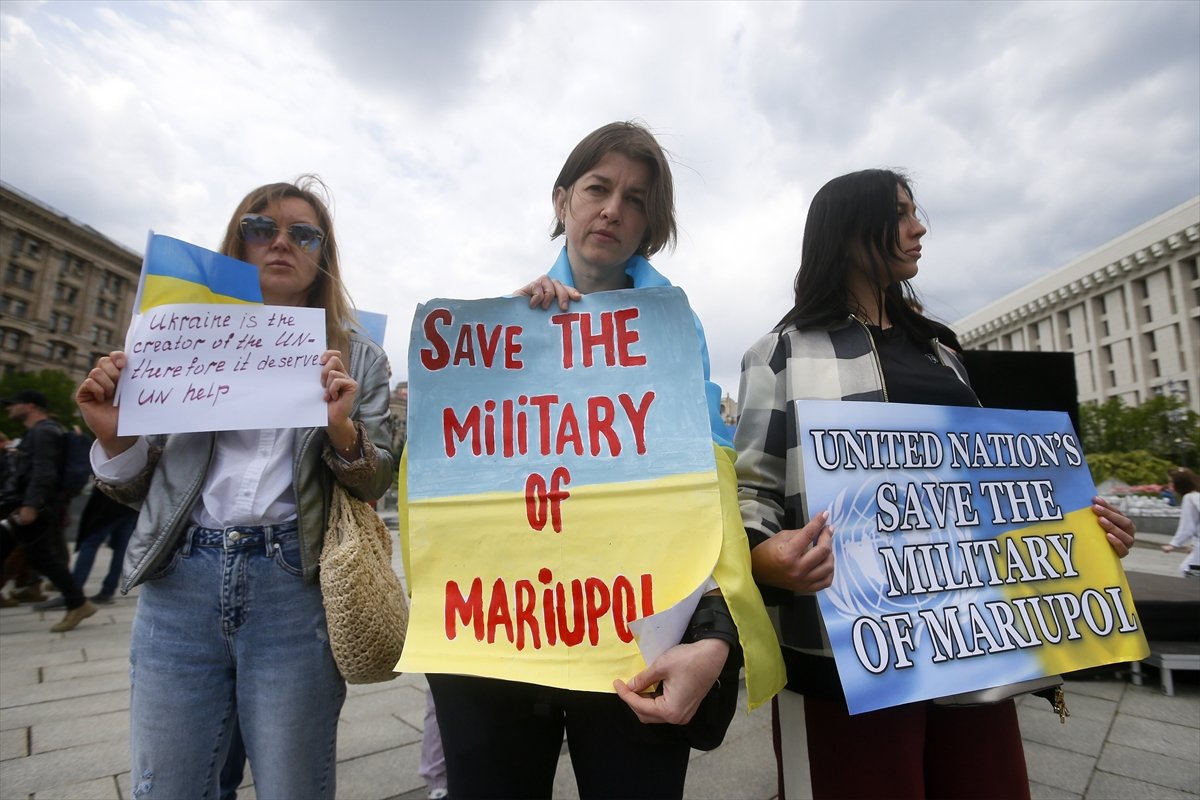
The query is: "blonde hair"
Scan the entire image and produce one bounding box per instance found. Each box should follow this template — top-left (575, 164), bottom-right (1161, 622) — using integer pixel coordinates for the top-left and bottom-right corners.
top-left (218, 175), bottom-right (355, 360)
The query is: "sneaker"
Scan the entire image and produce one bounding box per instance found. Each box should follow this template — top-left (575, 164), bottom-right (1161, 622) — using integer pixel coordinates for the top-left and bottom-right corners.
top-left (33, 596), bottom-right (67, 611)
top-left (91, 593), bottom-right (114, 604)
top-left (428, 790), bottom-right (449, 800)
top-left (49, 601), bottom-right (97, 633)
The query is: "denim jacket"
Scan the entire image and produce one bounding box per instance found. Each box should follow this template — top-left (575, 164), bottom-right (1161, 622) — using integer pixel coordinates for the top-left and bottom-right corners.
top-left (101, 332), bottom-right (395, 592)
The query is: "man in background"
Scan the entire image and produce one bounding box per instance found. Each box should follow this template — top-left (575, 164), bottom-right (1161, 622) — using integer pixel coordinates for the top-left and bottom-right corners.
top-left (0, 390), bottom-right (95, 631)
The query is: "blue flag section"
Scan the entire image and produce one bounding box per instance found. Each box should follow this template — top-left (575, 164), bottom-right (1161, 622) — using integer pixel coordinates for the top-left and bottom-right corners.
top-left (137, 234), bottom-right (263, 313)
top-left (798, 401), bottom-right (1148, 715)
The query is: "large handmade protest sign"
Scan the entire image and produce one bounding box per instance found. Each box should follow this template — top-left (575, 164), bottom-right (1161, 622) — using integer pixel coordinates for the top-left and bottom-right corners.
top-left (800, 401), bottom-right (1149, 715)
top-left (399, 287), bottom-right (723, 691)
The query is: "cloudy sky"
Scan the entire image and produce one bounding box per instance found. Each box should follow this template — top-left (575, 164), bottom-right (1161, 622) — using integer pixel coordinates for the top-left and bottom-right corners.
top-left (2, 0), bottom-right (1197, 395)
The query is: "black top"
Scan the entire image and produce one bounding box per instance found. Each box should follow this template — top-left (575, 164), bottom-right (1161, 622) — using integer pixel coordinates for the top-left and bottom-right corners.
top-left (867, 325), bottom-right (978, 408)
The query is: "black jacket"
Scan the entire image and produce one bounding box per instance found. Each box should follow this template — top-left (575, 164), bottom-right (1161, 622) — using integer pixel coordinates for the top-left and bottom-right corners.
top-left (2, 419), bottom-right (65, 513)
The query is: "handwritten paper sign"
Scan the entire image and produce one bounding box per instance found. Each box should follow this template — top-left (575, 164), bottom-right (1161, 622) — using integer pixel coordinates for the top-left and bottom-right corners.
top-left (799, 401), bottom-right (1149, 715)
top-left (117, 303), bottom-right (328, 435)
top-left (399, 287), bottom-right (724, 691)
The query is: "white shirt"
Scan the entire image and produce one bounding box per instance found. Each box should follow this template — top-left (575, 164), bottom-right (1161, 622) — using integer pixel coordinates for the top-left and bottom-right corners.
top-left (91, 430), bottom-right (297, 528)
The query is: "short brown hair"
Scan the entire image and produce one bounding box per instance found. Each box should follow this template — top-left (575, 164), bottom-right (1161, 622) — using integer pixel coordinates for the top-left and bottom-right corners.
top-left (218, 175), bottom-right (354, 359)
top-left (550, 121), bottom-right (677, 258)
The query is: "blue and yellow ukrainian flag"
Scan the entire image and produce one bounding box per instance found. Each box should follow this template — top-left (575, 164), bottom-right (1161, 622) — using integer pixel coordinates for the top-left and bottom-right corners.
top-left (136, 234), bottom-right (262, 313)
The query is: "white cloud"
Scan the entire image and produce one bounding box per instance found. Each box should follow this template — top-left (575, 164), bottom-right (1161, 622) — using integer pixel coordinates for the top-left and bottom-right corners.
top-left (1, 0), bottom-right (1197, 396)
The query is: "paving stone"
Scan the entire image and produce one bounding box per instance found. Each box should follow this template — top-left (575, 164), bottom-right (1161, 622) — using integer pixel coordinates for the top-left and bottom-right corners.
top-left (552, 749), bottom-right (581, 800)
top-left (1, 669), bottom-right (129, 707)
top-left (337, 741), bottom-right (424, 800)
top-left (1030, 779), bottom-right (1082, 800)
top-left (1024, 741), bottom-right (1097, 795)
top-left (1019, 702), bottom-right (1111, 757)
top-left (336, 712), bottom-right (422, 760)
top-left (79, 643), bottom-right (133, 662)
top-left (42, 656), bottom-right (128, 683)
top-left (0, 647), bottom-right (86, 670)
top-left (1057, 690), bottom-right (1122, 724)
top-left (1085, 771), bottom-right (1200, 799)
top-left (1108, 715), bottom-right (1200, 763)
top-left (0, 689), bottom-right (129, 731)
top-left (31, 709), bottom-right (127, 754)
top-left (1120, 683), bottom-right (1200, 728)
top-left (684, 717), bottom-right (777, 800)
top-left (32, 774), bottom-right (121, 799)
top-left (1, 726), bottom-right (28, 760)
top-left (0, 665), bottom-right (42, 688)
top-left (0, 738), bottom-right (129, 797)
top-left (1096, 742), bottom-right (1200, 795)
top-left (1065, 679), bottom-right (1128, 703)
top-left (340, 684), bottom-right (425, 723)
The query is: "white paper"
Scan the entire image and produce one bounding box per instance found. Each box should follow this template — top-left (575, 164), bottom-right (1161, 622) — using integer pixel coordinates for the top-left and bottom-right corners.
top-left (628, 583), bottom-right (706, 668)
top-left (117, 303), bottom-right (328, 435)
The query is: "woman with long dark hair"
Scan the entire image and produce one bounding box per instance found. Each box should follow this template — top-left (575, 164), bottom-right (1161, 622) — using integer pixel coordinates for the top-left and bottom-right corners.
top-left (734, 169), bottom-right (1136, 799)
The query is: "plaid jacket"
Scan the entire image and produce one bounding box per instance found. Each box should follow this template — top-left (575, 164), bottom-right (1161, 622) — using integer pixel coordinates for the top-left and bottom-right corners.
top-left (734, 317), bottom-right (970, 661)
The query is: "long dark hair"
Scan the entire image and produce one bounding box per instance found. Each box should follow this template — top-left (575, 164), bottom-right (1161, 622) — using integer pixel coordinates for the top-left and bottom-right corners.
top-left (777, 169), bottom-right (956, 348)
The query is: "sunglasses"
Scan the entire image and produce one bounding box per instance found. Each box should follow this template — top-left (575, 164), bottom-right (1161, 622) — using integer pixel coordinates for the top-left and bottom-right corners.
top-left (239, 214), bottom-right (324, 254)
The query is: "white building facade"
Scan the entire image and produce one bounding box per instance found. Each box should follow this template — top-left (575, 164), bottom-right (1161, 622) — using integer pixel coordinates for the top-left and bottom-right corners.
top-left (954, 197), bottom-right (1200, 414)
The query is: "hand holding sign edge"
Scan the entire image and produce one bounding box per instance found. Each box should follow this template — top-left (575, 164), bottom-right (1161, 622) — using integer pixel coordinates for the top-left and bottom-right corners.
top-left (750, 509), bottom-right (835, 593)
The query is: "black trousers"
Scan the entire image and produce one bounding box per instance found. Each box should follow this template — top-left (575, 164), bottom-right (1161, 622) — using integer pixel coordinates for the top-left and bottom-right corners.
top-left (427, 674), bottom-right (691, 800)
top-left (1, 513), bottom-right (85, 609)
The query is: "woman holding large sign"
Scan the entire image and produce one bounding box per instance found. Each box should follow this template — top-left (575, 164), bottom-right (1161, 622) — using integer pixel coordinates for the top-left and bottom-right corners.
top-left (74, 178), bottom-right (394, 799)
top-left (420, 122), bottom-right (782, 799)
top-left (734, 169), bottom-right (1137, 799)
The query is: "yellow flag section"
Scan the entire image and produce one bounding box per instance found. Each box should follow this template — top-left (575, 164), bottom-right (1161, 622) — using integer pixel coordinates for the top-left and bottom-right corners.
top-left (396, 448), bottom-right (787, 710)
top-left (399, 464), bottom-right (723, 691)
top-left (997, 507), bottom-right (1149, 674)
top-left (712, 445), bottom-right (787, 710)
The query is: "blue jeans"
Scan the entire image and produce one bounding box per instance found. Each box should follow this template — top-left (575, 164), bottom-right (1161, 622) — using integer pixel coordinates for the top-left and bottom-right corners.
top-left (73, 515), bottom-right (135, 597)
top-left (129, 522), bottom-right (345, 800)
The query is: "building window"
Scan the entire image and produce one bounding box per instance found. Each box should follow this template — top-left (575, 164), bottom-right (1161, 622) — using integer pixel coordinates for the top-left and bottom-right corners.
top-left (58, 252), bottom-right (89, 278)
top-left (95, 299), bottom-right (118, 320)
top-left (99, 272), bottom-right (126, 294)
top-left (0, 295), bottom-right (28, 317)
top-left (54, 283), bottom-right (79, 303)
top-left (4, 264), bottom-right (35, 289)
top-left (44, 341), bottom-right (73, 361)
top-left (2, 329), bottom-right (23, 352)
top-left (9, 231), bottom-right (43, 260)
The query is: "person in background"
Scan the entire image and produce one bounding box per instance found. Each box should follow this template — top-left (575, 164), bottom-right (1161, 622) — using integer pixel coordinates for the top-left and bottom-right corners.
top-left (418, 688), bottom-right (448, 800)
top-left (734, 168), bottom-right (1138, 800)
top-left (1162, 467), bottom-right (1199, 577)
top-left (0, 390), bottom-right (94, 630)
top-left (35, 489), bottom-right (137, 609)
top-left (75, 177), bottom-right (394, 799)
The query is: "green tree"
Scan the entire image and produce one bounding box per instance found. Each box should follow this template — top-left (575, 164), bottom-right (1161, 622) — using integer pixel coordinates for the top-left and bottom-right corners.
top-left (1079, 395), bottom-right (1199, 468)
top-left (0, 370), bottom-right (83, 439)
top-left (1085, 450), bottom-right (1174, 486)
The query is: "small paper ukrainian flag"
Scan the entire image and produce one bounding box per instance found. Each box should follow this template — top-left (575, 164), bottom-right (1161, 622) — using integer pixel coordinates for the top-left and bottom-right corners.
top-left (136, 233), bottom-right (263, 313)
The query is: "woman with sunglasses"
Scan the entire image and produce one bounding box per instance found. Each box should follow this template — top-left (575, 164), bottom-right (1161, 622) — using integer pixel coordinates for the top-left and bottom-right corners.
top-left (75, 177), bottom-right (394, 799)
top-left (734, 168), bottom-right (1137, 799)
